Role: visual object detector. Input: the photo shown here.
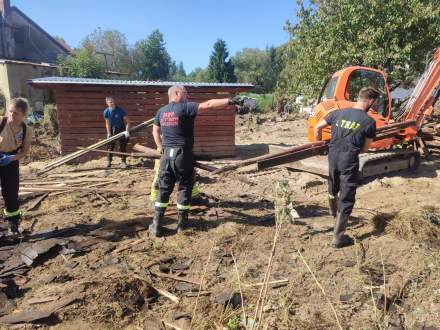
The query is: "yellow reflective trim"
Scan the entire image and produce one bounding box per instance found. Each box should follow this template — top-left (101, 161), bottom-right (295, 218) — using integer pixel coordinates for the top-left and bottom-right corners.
top-left (177, 204), bottom-right (190, 210)
top-left (155, 202), bottom-right (168, 208)
top-left (328, 194), bottom-right (336, 199)
top-left (3, 209), bottom-right (21, 217)
top-left (191, 185), bottom-right (200, 198)
top-left (150, 188), bottom-right (158, 201)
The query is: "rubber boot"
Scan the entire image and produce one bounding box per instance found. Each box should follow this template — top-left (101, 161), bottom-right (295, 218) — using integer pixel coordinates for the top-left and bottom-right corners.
top-left (149, 208), bottom-right (164, 237)
top-left (177, 210), bottom-right (188, 233)
top-left (332, 213), bottom-right (354, 248)
top-left (328, 196), bottom-right (338, 218)
top-left (6, 215), bottom-right (21, 236)
top-left (106, 160), bottom-right (112, 168)
top-left (120, 159), bottom-right (128, 169)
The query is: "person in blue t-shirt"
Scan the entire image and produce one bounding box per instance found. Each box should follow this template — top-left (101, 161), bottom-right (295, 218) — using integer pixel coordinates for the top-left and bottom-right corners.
top-left (149, 85), bottom-right (246, 237)
top-left (103, 96), bottom-right (130, 168)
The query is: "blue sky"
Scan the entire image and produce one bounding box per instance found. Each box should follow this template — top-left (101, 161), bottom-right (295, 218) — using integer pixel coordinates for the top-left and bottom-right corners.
top-left (13, 0), bottom-right (297, 72)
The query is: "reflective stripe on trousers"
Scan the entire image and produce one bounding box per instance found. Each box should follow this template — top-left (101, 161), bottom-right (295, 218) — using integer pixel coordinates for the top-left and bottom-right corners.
top-left (150, 159), bottom-right (200, 201)
top-left (3, 209), bottom-right (21, 218)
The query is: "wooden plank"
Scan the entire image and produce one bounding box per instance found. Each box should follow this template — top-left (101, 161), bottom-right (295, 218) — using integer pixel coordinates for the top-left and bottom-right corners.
top-left (57, 104), bottom-right (167, 111)
top-left (60, 138), bottom-right (234, 146)
top-left (57, 92), bottom-right (168, 100)
top-left (57, 111), bottom-right (234, 121)
top-left (58, 127), bottom-right (232, 135)
top-left (58, 119), bottom-right (234, 129)
top-left (59, 113), bottom-right (158, 120)
top-left (56, 92), bottom-right (231, 103)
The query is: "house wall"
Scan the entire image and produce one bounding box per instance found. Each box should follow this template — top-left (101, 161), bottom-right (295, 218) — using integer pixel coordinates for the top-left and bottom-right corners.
top-left (0, 61), bottom-right (56, 111)
top-left (50, 85), bottom-right (245, 159)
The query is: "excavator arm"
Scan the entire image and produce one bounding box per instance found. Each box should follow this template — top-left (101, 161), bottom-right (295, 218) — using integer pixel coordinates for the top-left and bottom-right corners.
top-left (396, 48), bottom-right (440, 139)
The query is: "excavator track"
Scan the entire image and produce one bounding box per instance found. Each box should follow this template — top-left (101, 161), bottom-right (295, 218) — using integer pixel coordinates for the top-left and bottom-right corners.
top-left (358, 149), bottom-right (420, 181)
top-left (293, 149), bottom-right (421, 182)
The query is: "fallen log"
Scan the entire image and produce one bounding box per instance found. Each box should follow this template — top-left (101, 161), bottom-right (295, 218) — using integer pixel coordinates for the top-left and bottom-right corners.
top-left (40, 118), bottom-right (154, 174)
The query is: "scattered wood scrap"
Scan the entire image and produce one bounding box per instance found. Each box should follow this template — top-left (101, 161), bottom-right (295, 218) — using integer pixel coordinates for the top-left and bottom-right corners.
top-left (20, 186), bottom-right (134, 194)
top-left (39, 119), bottom-right (154, 174)
top-left (132, 273), bottom-right (180, 303)
top-left (151, 271), bottom-right (202, 287)
top-left (27, 295), bottom-right (59, 305)
top-left (113, 238), bottom-right (146, 254)
top-left (0, 290), bottom-right (82, 324)
top-left (25, 193), bottom-right (48, 211)
top-left (244, 279), bottom-right (289, 287)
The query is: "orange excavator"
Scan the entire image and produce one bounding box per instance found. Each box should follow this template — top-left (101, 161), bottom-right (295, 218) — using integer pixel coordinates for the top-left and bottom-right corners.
top-left (215, 48), bottom-right (440, 180)
top-left (305, 48), bottom-right (440, 179)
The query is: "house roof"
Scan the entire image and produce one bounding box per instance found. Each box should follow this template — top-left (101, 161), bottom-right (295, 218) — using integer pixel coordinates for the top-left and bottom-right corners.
top-left (10, 6), bottom-right (70, 54)
top-left (28, 76), bottom-right (254, 88)
top-left (0, 59), bottom-right (56, 67)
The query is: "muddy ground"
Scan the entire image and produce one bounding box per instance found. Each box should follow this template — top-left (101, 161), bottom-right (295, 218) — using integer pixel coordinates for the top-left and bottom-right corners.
top-left (1, 113), bottom-right (440, 329)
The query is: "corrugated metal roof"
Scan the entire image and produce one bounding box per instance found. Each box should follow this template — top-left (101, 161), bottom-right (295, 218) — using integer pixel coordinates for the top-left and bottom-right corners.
top-left (28, 76), bottom-right (254, 88)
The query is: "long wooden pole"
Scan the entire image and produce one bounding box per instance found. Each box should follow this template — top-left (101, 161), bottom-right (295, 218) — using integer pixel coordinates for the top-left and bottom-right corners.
top-left (40, 119), bottom-right (154, 174)
top-left (77, 148), bottom-right (146, 158)
top-left (132, 144), bottom-right (218, 172)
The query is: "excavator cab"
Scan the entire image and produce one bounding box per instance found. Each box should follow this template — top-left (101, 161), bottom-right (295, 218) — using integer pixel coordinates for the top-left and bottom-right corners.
top-left (309, 66), bottom-right (392, 149)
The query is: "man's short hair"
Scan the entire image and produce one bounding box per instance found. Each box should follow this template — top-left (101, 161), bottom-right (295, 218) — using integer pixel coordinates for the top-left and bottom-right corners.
top-left (8, 97), bottom-right (29, 114)
top-left (168, 85), bottom-right (186, 99)
top-left (105, 96), bottom-right (115, 102)
top-left (358, 87), bottom-right (380, 101)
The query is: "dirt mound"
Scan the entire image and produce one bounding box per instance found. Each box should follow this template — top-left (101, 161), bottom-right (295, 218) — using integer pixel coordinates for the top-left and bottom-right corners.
top-left (83, 278), bottom-right (155, 323)
top-left (375, 206), bottom-right (440, 247)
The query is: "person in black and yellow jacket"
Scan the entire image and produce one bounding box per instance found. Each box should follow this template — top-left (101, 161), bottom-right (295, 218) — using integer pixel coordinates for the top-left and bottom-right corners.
top-left (0, 98), bottom-right (33, 235)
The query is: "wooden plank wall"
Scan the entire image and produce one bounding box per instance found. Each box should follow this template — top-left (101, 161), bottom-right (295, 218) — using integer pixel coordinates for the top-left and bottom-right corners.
top-left (55, 85), bottom-right (246, 159)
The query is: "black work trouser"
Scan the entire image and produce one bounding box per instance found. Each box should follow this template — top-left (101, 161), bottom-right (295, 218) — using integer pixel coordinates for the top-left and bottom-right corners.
top-left (0, 160), bottom-right (20, 217)
top-left (156, 147), bottom-right (195, 211)
top-left (328, 149), bottom-right (359, 216)
top-left (107, 127), bottom-right (128, 162)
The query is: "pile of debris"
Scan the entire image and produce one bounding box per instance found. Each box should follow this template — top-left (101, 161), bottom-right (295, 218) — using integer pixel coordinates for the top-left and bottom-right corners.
top-left (419, 115), bottom-right (440, 152)
top-left (387, 206), bottom-right (440, 247)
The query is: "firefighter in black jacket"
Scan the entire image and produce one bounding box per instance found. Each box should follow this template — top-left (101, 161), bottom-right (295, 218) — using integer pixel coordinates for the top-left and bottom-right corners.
top-left (150, 85), bottom-right (245, 237)
top-left (0, 98), bottom-right (33, 235)
top-left (314, 87), bottom-right (379, 248)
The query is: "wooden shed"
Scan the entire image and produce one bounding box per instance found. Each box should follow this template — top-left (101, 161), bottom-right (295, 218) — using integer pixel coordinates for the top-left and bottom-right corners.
top-left (28, 77), bottom-right (253, 159)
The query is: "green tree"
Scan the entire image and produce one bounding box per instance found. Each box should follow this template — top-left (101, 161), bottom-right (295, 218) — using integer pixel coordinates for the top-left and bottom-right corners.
top-left (206, 39), bottom-right (236, 83)
top-left (57, 48), bottom-right (105, 78)
top-left (187, 67), bottom-right (209, 82)
top-left (171, 61), bottom-right (187, 81)
top-left (232, 46), bottom-right (284, 93)
top-left (133, 29), bottom-right (172, 80)
top-left (82, 28), bottom-right (131, 73)
top-left (278, 0), bottom-right (440, 99)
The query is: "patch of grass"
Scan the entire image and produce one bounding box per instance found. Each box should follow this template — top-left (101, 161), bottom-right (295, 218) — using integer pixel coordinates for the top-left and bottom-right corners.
top-left (225, 316), bottom-right (245, 330)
